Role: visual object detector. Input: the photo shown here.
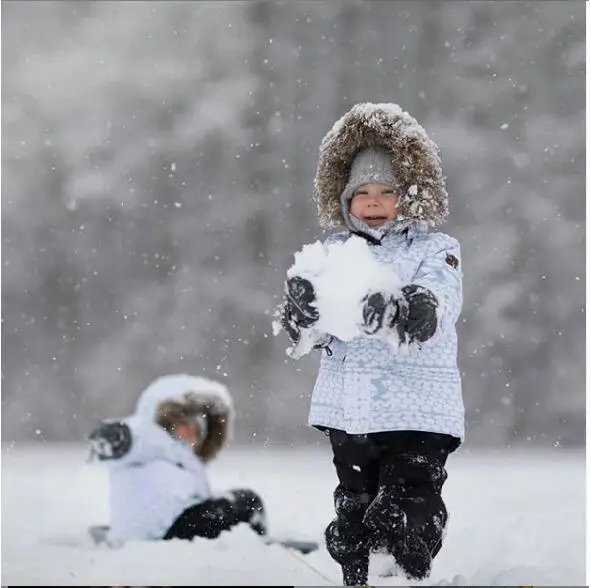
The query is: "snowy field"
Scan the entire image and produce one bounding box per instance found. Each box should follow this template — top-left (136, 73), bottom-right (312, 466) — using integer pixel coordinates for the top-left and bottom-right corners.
top-left (1, 442), bottom-right (586, 586)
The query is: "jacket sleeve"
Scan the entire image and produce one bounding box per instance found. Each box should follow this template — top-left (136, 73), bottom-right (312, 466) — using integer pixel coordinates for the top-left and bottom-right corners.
top-left (412, 234), bottom-right (463, 340)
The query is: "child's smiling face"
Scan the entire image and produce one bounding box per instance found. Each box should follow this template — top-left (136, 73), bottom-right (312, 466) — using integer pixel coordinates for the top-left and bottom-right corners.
top-left (349, 183), bottom-right (399, 227)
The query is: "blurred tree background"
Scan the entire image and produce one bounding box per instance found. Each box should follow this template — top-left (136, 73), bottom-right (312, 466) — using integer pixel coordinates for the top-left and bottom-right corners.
top-left (2, 0), bottom-right (585, 447)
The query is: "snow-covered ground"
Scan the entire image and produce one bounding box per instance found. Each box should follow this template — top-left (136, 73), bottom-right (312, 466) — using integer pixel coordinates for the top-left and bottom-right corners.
top-left (1, 442), bottom-right (586, 586)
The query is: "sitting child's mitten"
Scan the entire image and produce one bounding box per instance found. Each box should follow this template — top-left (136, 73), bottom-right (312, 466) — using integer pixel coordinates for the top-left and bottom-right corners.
top-left (87, 421), bottom-right (132, 460)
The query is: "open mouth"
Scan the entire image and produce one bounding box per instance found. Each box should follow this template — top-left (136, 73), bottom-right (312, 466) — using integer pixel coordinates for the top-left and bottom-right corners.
top-left (362, 215), bottom-right (388, 225)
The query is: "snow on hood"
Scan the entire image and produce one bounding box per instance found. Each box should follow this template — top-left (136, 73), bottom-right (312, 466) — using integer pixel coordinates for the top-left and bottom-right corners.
top-left (134, 373), bottom-right (233, 422)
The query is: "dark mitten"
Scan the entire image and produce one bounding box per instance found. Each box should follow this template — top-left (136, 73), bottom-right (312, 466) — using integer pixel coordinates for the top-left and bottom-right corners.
top-left (279, 300), bottom-right (301, 344)
top-left (279, 276), bottom-right (320, 343)
top-left (87, 421), bottom-right (132, 460)
top-left (361, 292), bottom-right (389, 335)
top-left (401, 285), bottom-right (439, 343)
top-left (361, 292), bottom-right (407, 343)
top-left (285, 276), bottom-right (319, 327)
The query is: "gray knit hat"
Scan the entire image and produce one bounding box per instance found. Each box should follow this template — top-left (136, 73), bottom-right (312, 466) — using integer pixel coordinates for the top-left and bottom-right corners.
top-left (340, 146), bottom-right (398, 218)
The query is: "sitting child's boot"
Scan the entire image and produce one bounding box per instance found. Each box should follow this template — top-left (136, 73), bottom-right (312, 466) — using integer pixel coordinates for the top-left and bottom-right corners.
top-left (227, 488), bottom-right (268, 536)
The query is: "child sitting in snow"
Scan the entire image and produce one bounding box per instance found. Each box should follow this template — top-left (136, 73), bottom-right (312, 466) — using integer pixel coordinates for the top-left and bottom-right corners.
top-left (275, 103), bottom-right (464, 586)
top-left (87, 373), bottom-right (267, 545)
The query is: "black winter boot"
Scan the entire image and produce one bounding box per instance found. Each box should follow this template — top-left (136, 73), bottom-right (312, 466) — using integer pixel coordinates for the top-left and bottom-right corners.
top-left (390, 531), bottom-right (433, 580)
top-left (325, 518), bottom-right (370, 586)
top-left (325, 485), bottom-right (374, 586)
top-left (363, 482), bottom-right (447, 581)
top-left (227, 489), bottom-right (267, 536)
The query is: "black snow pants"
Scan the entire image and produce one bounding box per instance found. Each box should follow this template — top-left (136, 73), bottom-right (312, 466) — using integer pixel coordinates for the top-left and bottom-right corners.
top-left (323, 429), bottom-right (460, 585)
top-left (163, 488), bottom-right (266, 541)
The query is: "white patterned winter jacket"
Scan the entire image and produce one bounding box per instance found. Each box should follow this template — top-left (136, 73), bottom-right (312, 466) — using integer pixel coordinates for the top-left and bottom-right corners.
top-left (308, 227), bottom-right (465, 440)
top-left (107, 418), bottom-right (212, 544)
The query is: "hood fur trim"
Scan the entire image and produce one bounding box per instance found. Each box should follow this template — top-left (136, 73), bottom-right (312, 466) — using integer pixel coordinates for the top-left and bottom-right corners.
top-left (313, 103), bottom-right (449, 229)
top-left (135, 374), bottom-right (234, 463)
top-left (155, 392), bottom-right (232, 463)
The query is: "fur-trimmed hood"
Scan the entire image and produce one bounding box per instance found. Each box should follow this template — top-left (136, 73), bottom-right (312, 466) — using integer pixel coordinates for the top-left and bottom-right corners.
top-left (134, 374), bottom-right (234, 463)
top-left (313, 103), bottom-right (449, 229)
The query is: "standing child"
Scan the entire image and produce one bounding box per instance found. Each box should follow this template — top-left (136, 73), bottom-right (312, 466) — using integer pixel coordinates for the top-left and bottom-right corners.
top-left (87, 373), bottom-right (267, 545)
top-left (277, 103), bottom-right (464, 586)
